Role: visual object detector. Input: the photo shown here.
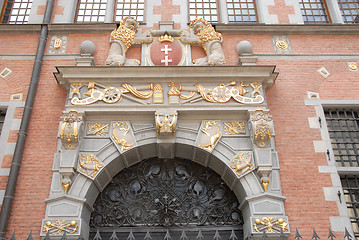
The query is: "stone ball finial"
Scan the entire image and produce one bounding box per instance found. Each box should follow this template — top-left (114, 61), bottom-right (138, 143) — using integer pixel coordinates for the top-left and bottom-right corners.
top-left (237, 41), bottom-right (253, 56)
top-left (80, 40), bottom-right (95, 56)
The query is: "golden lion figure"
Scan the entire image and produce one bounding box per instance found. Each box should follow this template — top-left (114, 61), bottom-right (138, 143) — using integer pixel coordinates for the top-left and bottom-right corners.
top-left (105, 17), bottom-right (140, 66)
top-left (190, 18), bottom-right (226, 66)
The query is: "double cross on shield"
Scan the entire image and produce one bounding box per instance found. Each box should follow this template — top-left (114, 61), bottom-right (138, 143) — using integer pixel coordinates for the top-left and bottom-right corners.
top-left (150, 35), bottom-right (183, 66)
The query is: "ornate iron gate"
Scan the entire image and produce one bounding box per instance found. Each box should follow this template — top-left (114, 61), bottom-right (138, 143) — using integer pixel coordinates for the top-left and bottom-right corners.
top-left (90, 158), bottom-right (243, 239)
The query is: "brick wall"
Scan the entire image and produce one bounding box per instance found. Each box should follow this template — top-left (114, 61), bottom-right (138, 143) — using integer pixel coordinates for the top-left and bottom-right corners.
top-left (0, 27), bottom-right (358, 240)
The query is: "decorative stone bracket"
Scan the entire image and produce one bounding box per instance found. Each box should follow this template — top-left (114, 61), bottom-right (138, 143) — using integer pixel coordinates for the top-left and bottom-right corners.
top-left (155, 111), bottom-right (177, 136)
top-left (59, 110), bottom-right (85, 194)
top-left (59, 110), bottom-right (84, 150)
top-left (250, 109), bottom-right (272, 149)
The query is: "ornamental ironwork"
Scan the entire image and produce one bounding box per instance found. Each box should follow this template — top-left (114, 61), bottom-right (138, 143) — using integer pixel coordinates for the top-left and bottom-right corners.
top-left (90, 158), bottom-right (243, 228)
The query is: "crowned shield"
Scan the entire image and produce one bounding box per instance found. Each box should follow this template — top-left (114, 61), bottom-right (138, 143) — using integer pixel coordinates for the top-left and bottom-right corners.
top-left (150, 35), bottom-right (183, 66)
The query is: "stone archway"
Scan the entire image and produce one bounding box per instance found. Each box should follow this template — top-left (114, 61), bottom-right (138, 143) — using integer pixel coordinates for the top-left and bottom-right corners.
top-left (44, 66), bottom-right (288, 240)
top-left (89, 157), bottom-right (244, 240)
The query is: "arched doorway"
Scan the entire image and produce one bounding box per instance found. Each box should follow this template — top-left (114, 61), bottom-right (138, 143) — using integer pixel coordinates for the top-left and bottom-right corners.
top-left (90, 157), bottom-right (244, 239)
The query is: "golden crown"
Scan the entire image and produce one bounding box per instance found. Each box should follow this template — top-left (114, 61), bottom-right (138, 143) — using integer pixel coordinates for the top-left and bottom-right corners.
top-left (158, 34), bottom-right (174, 43)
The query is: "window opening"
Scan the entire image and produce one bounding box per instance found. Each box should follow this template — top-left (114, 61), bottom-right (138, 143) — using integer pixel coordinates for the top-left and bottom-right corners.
top-left (325, 109), bottom-right (359, 167)
top-left (337, 0), bottom-right (359, 24)
top-left (0, 109), bottom-right (5, 135)
top-left (1, 0), bottom-right (33, 24)
top-left (189, 0), bottom-right (219, 23)
top-left (114, 0), bottom-right (144, 22)
top-left (226, 0), bottom-right (257, 23)
top-left (298, 0), bottom-right (330, 23)
top-left (341, 175), bottom-right (359, 238)
top-left (75, 0), bottom-right (107, 23)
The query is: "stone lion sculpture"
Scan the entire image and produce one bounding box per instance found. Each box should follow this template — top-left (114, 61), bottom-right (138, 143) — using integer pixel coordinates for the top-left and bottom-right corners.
top-left (190, 18), bottom-right (226, 66)
top-left (105, 17), bottom-right (140, 66)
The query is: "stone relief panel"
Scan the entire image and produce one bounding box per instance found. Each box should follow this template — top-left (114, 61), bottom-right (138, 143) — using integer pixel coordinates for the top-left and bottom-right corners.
top-left (230, 151), bottom-right (254, 177)
top-left (86, 122), bottom-right (109, 137)
top-left (224, 121), bottom-right (246, 135)
top-left (110, 121), bottom-right (136, 153)
top-left (196, 120), bottom-right (222, 152)
top-left (77, 153), bottom-right (104, 179)
top-left (67, 81), bottom-right (264, 106)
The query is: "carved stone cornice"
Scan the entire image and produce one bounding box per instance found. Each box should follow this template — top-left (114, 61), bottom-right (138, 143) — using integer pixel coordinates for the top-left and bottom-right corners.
top-left (54, 66), bottom-right (278, 90)
top-left (215, 24), bottom-right (359, 35)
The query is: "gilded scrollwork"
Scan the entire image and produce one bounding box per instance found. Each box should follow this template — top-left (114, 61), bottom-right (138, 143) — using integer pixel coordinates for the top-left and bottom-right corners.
top-left (60, 111), bottom-right (83, 150)
top-left (70, 82), bottom-right (156, 105)
top-left (43, 220), bottom-right (78, 235)
top-left (68, 81), bottom-right (263, 105)
top-left (224, 121), bottom-right (245, 135)
top-left (155, 112), bottom-right (178, 136)
top-left (87, 123), bottom-right (109, 136)
top-left (230, 152), bottom-right (254, 177)
top-left (197, 121), bottom-right (221, 152)
top-left (251, 110), bottom-right (272, 148)
top-left (172, 81), bottom-right (262, 104)
top-left (111, 122), bottom-right (134, 152)
top-left (77, 154), bottom-right (103, 178)
top-left (253, 217), bottom-right (288, 233)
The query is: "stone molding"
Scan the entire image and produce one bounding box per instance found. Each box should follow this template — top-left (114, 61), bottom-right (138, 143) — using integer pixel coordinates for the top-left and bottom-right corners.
top-left (2, 24), bottom-right (359, 35)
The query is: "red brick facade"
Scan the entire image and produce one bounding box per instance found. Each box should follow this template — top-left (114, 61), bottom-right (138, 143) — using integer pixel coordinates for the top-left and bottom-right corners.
top-left (0, 1), bottom-right (358, 239)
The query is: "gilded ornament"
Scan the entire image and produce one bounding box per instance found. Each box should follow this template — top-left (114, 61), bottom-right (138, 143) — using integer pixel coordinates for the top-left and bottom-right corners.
top-left (190, 18), bottom-right (222, 53)
top-left (61, 179), bottom-right (71, 194)
top-left (69, 83), bottom-right (83, 100)
top-left (54, 38), bottom-right (62, 49)
top-left (110, 17), bottom-right (138, 51)
top-left (60, 111), bottom-right (82, 150)
top-left (103, 87), bottom-right (122, 103)
top-left (151, 83), bottom-right (164, 104)
top-left (78, 154), bottom-right (103, 178)
top-left (84, 82), bottom-right (95, 97)
top-left (168, 82), bottom-right (182, 97)
top-left (224, 121), bottom-right (245, 135)
top-left (158, 34), bottom-right (174, 43)
top-left (106, 17), bottom-right (141, 66)
top-left (198, 121), bottom-right (221, 151)
top-left (261, 177), bottom-right (269, 192)
top-left (348, 63), bottom-right (357, 71)
top-left (168, 82), bottom-right (182, 104)
top-left (230, 152), bottom-right (253, 176)
top-left (71, 82), bottom-right (155, 105)
top-left (112, 122), bottom-right (134, 152)
top-left (155, 112), bottom-right (178, 136)
top-left (87, 123), bottom-right (109, 136)
top-left (188, 81), bottom-right (262, 104)
top-left (275, 40), bottom-right (288, 50)
top-left (43, 220), bottom-right (78, 235)
top-left (253, 217), bottom-right (288, 233)
top-left (250, 82), bottom-right (262, 97)
top-left (121, 83), bottom-right (153, 99)
top-left (189, 18), bottom-right (226, 66)
top-left (251, 110), bottom-right (272, 148)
